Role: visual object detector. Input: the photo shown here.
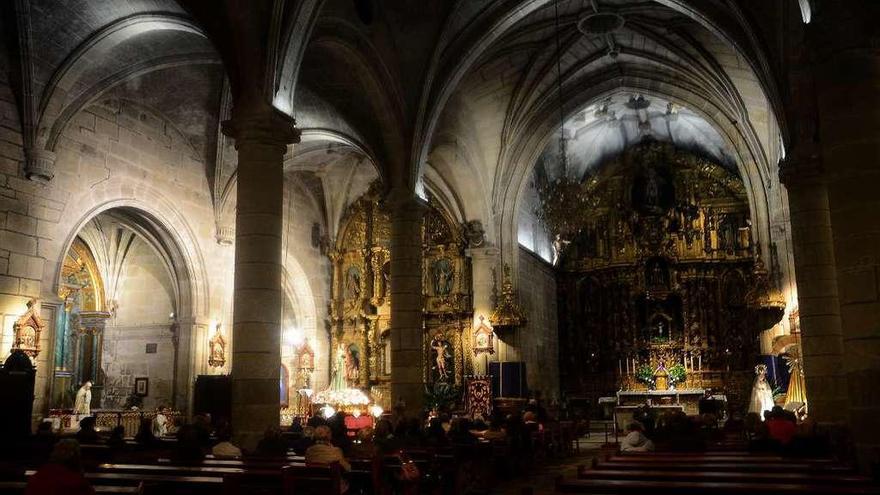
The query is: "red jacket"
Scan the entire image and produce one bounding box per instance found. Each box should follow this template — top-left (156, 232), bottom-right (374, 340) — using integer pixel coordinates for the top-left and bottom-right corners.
top-left (766, 418), bottom-right (797, 445)
top-left (25, 463), bottom-right (94, 495)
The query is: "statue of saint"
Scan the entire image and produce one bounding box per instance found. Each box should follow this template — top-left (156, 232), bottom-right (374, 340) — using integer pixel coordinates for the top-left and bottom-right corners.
top-left (431, 339), bottom-right (449, 380)
top-left (331, 343), bottom-right (348, 390)
top-left (73, 381), bottom-right (92, 417)
top-left (432, 259), bottom-right (454, 295)
top-left (346, 267), bottom-right (361, 299)
top-left (748, 364), bottom-right (775, 417)
top-left (345, 345), bottom-right (360, 383)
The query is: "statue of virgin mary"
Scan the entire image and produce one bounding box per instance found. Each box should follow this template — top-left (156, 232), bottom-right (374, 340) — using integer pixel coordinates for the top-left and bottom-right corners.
top-left (331, 343), bottom-right (347, 390)
top-left (748, 364), bottom-right (775, 418)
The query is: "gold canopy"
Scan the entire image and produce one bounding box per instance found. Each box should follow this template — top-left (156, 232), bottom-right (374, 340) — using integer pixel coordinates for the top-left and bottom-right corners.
top-left (490, 264), bottom-right (527, 329)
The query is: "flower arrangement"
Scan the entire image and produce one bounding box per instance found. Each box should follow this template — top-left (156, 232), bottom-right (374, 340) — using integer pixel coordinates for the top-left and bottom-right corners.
top-left (636, 365), bottom-right (655, 387)
top-left (668, 364), bottom-right (686, 385)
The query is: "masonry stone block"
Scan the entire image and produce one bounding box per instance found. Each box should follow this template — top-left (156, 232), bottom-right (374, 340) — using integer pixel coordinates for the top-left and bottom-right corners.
top-left (0, 229), bottom-right (37, 255)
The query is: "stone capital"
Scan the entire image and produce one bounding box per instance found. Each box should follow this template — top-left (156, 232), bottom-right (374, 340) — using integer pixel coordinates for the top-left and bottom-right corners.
top-left (778, 147), bottom-right (824, 188)
top-left (385, 188), bottom-right (428, 218)
top-left (221, 105), bottom-right (301, 150)
top-left (25, 148), bottom-right (56, 183)
top-left (465, 246), bottom-right (501, 261)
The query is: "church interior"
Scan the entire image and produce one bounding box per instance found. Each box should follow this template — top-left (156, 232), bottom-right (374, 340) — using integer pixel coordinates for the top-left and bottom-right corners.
top-left (1, 0), bottom-right (879, 493)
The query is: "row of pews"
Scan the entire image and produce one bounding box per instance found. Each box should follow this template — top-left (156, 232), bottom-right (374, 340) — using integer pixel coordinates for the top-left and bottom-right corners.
top-left (0, 441), bottom-right (507, 494)
top-left (555, 449), bottom-right (880, 494)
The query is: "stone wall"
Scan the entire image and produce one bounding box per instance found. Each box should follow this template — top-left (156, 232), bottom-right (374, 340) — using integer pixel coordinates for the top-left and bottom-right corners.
top-left (511, 247), bottom-right (559, 399)
top-left (101, 238), bottom-right (176, 409)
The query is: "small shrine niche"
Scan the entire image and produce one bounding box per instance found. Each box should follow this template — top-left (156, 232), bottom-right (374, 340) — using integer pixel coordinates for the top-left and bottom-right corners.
top-left (473, 316), bottom-right (495, 355)
top-left (13, 299), bottom-right (45, 358)
top-left (208, 324), bottom-right (226, 368)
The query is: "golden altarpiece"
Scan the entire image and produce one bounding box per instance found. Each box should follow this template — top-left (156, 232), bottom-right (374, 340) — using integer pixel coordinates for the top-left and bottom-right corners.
top-left (328, 184), bottom-right (475, 409)
top-left (548, 141), bottom-right (781, 412)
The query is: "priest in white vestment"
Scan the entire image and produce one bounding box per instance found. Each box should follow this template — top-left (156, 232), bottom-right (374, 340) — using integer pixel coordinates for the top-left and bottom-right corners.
top-left (73, 381), bottom-right (92, 419)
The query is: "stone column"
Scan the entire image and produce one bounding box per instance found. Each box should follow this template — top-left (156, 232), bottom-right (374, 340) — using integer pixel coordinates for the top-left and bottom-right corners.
top-left (221, 108), bottom-right (299, 448)
top-left (466, 246), bottom-right (500, 374)
top-left (388, 190), bottom-right (426, 419)
top-left (815, 48), bottom-right (880, 463)
top-left (780, 160), bottom-right (847, 424)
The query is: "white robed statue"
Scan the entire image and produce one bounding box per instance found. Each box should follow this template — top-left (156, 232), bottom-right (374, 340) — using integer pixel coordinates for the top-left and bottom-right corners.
top-left (748, 364), bottom-right (775, 418)
top-left (331, 343), bottom-right (347, 390)
top-left (73, 381), bottom-right (93, 417)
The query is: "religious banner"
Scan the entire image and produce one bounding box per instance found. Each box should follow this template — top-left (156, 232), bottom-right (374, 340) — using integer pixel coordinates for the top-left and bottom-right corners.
top-left (465, 375), bottom-right (493, 419)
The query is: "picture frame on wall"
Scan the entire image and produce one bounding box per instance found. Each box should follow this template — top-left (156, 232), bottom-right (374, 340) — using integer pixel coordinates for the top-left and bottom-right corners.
top-left (135, 377), bottom-right (149, 397)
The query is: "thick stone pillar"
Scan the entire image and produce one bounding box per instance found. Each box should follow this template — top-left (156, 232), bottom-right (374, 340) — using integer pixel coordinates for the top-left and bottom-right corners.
top-left (780, 161), bottom-right (847, 424)
top-left (815, 48), bottom-right (880, 463)
top-left (466, 246), bottom-right (500, 374)
top-left (388, 190), bottom-right (426, 419)
top-left (221, 108), bottom-right (299, 448)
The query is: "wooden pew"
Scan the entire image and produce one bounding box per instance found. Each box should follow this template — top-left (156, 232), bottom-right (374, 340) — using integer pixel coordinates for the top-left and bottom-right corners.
top-left (24, 469), bottom-right (222, 495)
top-left (592, 459), bottom-right (855, 473)
top-left (281, 464), bottom-right (343, 494)
top-left (0, 480), bottom-right (142, 494)
top-left (555, 476), bottom-right (880, 494)
top-left (578, 465), bottom-right (874, 486)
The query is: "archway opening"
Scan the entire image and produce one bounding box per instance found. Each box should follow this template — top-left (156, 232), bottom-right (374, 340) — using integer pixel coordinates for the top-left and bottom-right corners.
top-left (52, 207), bottom-right (195, 416)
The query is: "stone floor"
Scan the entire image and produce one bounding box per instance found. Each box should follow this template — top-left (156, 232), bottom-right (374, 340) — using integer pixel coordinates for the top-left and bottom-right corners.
top-left (494, 427), bottom-right (609, 494)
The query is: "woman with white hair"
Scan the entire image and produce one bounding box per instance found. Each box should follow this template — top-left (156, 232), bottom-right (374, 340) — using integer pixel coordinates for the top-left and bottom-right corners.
top-left (305, 425), bottom-right (351, 471)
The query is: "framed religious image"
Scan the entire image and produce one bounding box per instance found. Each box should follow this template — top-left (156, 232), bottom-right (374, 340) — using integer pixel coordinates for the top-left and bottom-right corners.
top-left (135, 377), bottom-right (149, 397)
top-left (473, 316), bottom-right (495, 355)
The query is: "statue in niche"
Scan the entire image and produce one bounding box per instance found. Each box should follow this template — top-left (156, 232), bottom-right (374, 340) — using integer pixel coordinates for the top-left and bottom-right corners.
top-left (432, 259), bottom-right (454, 295)
top-left (299, 339), bottom-right (314, 371)
top-left (208, 325), bottom-right (226, 368)
top-left (346, 266), bottom-right (361, 299)
top-left (646, 258), bottom-right (669, 290)
top-left (644, 167), bottom-right (660, 206)
top-left (331, 342), bottom-right (348, 390)
top-left (382, 262), bottom-right (391, 298)
top-left (431, 337), bottom-right (452, 381)
top-left (552, 234), bottom-right (571, 266)
top-left (345, 343), bottom-right (360, 384)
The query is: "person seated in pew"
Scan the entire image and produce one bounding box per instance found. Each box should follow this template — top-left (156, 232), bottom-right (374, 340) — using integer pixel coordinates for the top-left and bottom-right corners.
top-left (211, 426), bottom-right (242, 459)
top-left (348, 427), bottom-right (378, 459)
top-left (291, 426), bottom-right (316, 455)
top-left (30, 421), bottom-right (57, 464)
top-left (373, 419), bottom-right (398, 454)
top-left (620, 421), bottom-right (655, 452)
top-left (305, 426), bottom-right (351, 471)
top-left (134, 418), bottom-right (159, 448)
top-left (75, 416), bottom-right (99, 445)
top-left (25, 439), bottom-right (94, 495)
top-left (424, 417), bottom-right (449, 448)
top-left (151, 407), bottom-right (169, 438)
top-left (172, 424), bottom-right (206, 463)
top-left (481, 417), bottom-right (508, 442)
top-left (106, 426), bottom-right (126, 450)
top-left (255, 425), bottom-right (287, 457)
top-left (766, 405), bottom-right (797, 446)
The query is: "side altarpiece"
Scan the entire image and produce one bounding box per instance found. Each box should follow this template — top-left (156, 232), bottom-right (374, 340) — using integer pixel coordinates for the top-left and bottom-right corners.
top-left (328, 184), bottom-right (475, 408)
